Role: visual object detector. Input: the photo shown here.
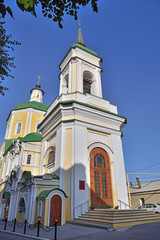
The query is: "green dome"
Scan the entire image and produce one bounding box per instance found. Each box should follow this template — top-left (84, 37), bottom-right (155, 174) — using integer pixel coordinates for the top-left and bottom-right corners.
top-left (21, 133), bottom-right (42, 142)
top-left (15, 101), bottom-right (48, 112)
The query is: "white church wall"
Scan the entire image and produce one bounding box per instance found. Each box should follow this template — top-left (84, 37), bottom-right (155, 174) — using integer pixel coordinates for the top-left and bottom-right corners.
top-left (74, 124), bottom-right (89, 218)
top-left (111, 133), bottom-right (129, 207)
top-left (88, 130), bottom-right (109, 146)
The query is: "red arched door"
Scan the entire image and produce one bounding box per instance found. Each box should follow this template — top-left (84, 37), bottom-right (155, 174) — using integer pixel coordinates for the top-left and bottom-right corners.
top-left (90, 147), bottom-right (113, 208)
top-left (50, 195), bottom-right (62, 225)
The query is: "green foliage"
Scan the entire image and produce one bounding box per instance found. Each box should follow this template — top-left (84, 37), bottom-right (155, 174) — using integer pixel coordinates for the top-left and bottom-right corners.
top-left (0, 0), bottom-right (98, 94)
top-left (0, 0), bottom-right (14, 18)
top-left (16, 0), bottom-right (98, 28)
top-left (0, 19), bottom-right (20, 95)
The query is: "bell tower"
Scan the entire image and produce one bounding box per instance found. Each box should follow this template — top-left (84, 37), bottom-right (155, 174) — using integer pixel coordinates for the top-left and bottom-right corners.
top-left (59, 23), bottom-right (103, 98)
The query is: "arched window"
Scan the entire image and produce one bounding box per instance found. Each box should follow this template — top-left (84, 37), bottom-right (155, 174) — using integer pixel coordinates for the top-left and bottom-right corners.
top-left (18, 197), bottom-right (25, 213)
top-left (27, 155), bottom-right (31, 164)
top-left (47, 150), bottom-right (55, 165)
top-left (16, 122), bottom-right (22, 134)
top-left (94, 153), bottom-right (105, 168)
top-left (64, 74), bottom-right (69, 93)
top-left (83, 71), bottom-right (93, 94)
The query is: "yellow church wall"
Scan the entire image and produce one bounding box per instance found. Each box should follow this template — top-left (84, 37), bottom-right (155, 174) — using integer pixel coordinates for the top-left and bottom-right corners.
top-left (44, 199), bottom-right (49, 226)
top-left (10, 111), bottom-right (28, 138)
top-left (71, 62), bottom-right (77, 92)
top-left (30, 112), bottom-right (44, 133)
top-left (63, 128), bottom-right (72, 221)
top-left (34, 199), bottom-right (45, 224)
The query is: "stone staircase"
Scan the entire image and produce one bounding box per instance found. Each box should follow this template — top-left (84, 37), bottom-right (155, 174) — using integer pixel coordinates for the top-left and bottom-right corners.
top-left (69, 209), bottom-right (160, 229)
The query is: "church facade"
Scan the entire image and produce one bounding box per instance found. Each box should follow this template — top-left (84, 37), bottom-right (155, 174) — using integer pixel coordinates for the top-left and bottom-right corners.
top-left (0, 26), bottom-right (128, 226)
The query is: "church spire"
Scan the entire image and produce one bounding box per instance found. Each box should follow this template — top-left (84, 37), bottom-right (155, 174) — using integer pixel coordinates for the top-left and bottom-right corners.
top-left (77, 21), bottom-right (85, 47)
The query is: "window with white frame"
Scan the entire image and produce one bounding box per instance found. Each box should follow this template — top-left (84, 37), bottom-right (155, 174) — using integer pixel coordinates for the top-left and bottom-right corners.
top-left (27, 154), bottom-right (32, 164)
top-left (16, 122), bottom-right (22, 134)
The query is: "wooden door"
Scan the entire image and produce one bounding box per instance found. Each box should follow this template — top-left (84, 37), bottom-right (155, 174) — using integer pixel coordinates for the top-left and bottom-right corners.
top-left (4, 199), bottom-right (10, 219)
top-left (50, 195), bottom-right (62, 226)
top-left (90, 147), bottom-right (113, 208)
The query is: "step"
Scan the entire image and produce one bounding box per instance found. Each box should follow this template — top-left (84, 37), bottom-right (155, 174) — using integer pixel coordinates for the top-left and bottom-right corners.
top-left (74, 216), bottom-right (160, 228)
top-left (88, 209), bottom-right (149, 215)
top-left (79, 214), bottom-right (160, 222)
top-left (85, 211), bottom-right (155, 218)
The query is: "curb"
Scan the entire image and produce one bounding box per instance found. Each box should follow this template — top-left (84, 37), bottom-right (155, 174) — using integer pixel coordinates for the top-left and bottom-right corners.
top-left (0, 228), bottom-right (49, 240)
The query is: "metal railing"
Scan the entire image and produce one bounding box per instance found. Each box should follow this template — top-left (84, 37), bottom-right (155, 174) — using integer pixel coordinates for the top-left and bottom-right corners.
top-left (118, 199), bottom-right (131, 209)
top-left (74, 200), bottom-right (89, 217)
top-left (0, 217), bottom-right (58, 240)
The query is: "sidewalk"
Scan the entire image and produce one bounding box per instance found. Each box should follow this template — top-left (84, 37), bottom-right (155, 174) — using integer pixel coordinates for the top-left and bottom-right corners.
top-left (0, 221), bottom-right (160, 240)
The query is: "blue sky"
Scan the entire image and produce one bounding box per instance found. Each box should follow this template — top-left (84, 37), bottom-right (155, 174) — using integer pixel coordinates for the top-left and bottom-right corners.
top-left (1, 0), bottom-right (160, 183)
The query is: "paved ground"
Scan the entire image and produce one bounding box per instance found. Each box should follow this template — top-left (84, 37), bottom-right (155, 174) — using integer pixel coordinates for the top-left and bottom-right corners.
top-left (56, 223), bottom-right (160, 240)
top-left (1, 222), bottom-right (160, 240)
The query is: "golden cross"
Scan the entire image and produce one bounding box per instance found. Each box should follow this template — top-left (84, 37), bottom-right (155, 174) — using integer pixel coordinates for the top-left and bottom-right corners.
top-left (37, 75), bottom-right (42, 85)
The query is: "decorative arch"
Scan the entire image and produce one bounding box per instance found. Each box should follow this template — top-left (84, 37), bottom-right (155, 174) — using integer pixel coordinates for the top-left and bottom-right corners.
top-left (88, 142), bottom-right (114, 162)
top-left (89, 146), bottom-right (113, 208)
top-left (44, 146), bottom-right (56, 167)
top-left (47, 189), bottom-right (67, 226)
top-left (83, 70), bottom-right (95, 95)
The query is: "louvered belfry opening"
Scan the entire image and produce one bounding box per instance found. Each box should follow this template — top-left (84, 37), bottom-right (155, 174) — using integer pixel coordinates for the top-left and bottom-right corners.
top-left (83, 71), bottom-right (93, 94)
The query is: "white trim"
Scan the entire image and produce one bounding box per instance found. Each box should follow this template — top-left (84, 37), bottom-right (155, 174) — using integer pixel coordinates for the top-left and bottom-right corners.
top-left (24, 111), bottom-right (30, 136)
top-left (47, 190), bottom-right (66, 226)
top-left (34, 152), bottom-right (38, 175)
top-left (59, 126), bottom-right (65, 189)
top-left (28, 110), bottom-right (33, 134)
top-left (88, 142), bottom-right (114, 161)
top-left (59, 74), bottom-right (63, 95)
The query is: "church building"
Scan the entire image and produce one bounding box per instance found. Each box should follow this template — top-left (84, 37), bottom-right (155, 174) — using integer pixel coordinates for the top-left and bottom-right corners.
top-left (0, 25), bottom-right (129, 226)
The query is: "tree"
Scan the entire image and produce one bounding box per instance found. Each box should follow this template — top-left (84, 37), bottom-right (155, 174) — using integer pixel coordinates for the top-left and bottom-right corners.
top-left (0, 0), bottom-right (98, 95)
top-left (16, 0), bottom-right (98, 28)
top-left (0, 19), bottom-right (20, 95)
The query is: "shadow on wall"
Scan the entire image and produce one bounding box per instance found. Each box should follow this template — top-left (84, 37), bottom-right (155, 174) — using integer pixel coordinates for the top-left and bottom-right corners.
top-left (52, 161), bottom-right (114, 222)
top-left (1, 159), bottom-right (114, 226)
